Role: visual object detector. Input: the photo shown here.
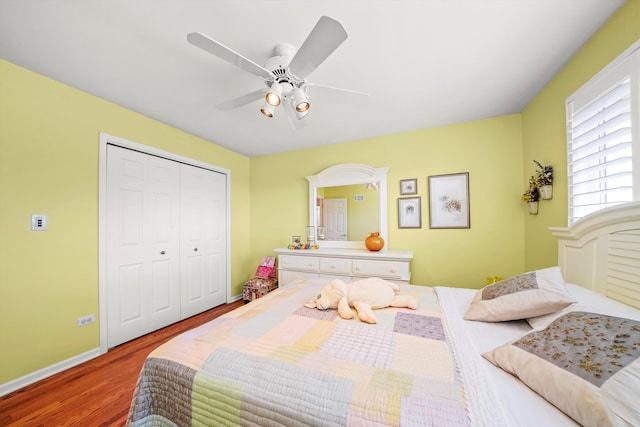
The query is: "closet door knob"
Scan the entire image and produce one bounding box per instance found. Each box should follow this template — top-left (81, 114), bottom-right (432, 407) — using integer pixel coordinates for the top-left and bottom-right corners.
top-left (194, 248), bottom-right (198, 252)
top-left (160, 251), bottom-right (166, 255)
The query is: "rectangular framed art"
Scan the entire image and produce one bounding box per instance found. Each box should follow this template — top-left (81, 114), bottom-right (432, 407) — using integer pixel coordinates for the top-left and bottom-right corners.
top-left (428, 172), bottom-right (470, 229)
top-left (398, 197), bottom-right (422, 228)
top-left (400, 178), bottom-right (418, 195)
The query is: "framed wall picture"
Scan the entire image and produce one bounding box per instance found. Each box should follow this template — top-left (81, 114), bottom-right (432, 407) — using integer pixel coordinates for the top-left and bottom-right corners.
top-left (428, 172), bottom-right (470, 229)
top-left (400, 178), bottom-right (418, 195)
top-left (398, 197), bottom-right (422, 228)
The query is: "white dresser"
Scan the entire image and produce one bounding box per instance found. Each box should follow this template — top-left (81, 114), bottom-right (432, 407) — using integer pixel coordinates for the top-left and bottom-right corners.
top-left (274, 248), bottom-right (413, 285)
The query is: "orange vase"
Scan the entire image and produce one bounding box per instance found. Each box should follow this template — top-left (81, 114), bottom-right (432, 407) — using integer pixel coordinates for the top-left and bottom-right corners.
top-left (365, 232), bottom-right (384, 251)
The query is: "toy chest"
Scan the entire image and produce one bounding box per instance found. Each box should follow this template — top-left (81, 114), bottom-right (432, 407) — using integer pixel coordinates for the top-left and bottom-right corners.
top-left (243, 277), bottom-right (278, 303)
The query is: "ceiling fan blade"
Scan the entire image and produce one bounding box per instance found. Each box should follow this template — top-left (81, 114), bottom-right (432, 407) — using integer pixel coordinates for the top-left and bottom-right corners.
top-left (308, 84), bottom-right (370, 108)
top-left (187, 32), bottom-right (273, 80)
top-left (216, 89), bottom-right (266, 111)
top-left (288, 16), bottom-right (348, 80)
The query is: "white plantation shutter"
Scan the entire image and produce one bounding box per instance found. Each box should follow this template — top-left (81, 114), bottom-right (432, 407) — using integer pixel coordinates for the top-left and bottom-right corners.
top-left (566, 42), bottom-right (640, 224)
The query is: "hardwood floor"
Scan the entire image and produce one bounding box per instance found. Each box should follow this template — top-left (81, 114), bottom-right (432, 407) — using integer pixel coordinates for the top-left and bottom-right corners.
top-left (0, 300), bottom-right (244, 427)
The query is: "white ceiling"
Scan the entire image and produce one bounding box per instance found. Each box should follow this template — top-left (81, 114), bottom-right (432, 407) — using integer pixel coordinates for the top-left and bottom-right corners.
top-left (0, 0), bottom-right (625, 157)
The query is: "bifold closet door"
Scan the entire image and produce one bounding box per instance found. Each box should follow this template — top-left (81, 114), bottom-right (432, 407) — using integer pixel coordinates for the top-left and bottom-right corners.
top-left (106, 145), bottom-right (181, 348)
top-left (179, 164), bottom-right (227, 318)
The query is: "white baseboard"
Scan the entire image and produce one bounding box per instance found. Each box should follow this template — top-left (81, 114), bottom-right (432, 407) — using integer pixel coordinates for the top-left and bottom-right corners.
top-left (0, 347), bottom-right (102, 397)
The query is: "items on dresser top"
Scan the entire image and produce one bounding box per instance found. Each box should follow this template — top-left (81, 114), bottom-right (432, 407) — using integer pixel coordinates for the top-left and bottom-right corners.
top-left (274, 248), bottom-right (413, 284)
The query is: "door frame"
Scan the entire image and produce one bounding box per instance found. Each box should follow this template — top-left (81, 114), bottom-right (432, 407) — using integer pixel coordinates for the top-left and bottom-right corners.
top-left (98, 132), bottom-right (231, 354)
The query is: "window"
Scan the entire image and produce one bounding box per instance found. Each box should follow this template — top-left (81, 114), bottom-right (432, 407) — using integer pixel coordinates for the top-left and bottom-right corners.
top-left (566, 40), bottom-right (640, 224)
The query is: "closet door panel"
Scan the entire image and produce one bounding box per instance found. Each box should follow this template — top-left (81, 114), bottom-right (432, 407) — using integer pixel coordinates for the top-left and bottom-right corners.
top-left (106, 146), bottom-right (181, 347)
top-left (180, 164), bottom-right (227, 318)
top-left (203, 192), bottom-right (225, 301)
top-left (118, 264), bottom-right (144, 324)
top-left (151, 258), bottom-right (173, 312)
top-left (147, 182), bottom-right (180, 330)
top-left (185, 255), bottom-right (204, 302)
top-left (107, 147), bottom-right (148, 347)
top-left (149, 192), bottom-right (173, 314)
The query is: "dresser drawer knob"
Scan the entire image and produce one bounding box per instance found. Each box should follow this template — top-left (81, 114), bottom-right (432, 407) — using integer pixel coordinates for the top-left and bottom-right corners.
top-left (390, 268), bottom-right (397, 273)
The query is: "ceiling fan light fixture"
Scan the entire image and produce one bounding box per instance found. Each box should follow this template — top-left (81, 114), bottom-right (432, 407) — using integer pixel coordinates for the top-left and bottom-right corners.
top-left (265, 82), bottom-right (282, 106)
top-left (260, 102), bottom-right (275, 117)
top-left (187, 16), bottom-right (365, 131)
top-left (296, 100), bottom-right (310, 113)
top-left (293, 86), bottom-right (310, 112)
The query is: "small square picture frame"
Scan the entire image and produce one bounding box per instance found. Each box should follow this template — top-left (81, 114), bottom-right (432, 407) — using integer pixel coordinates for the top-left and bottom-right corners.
top-left (400, 178), bottom-right (418, 195)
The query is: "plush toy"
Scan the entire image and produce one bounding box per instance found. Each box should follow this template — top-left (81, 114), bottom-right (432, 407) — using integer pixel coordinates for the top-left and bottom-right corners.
top-left (304, 277), bottom-right (418, 324)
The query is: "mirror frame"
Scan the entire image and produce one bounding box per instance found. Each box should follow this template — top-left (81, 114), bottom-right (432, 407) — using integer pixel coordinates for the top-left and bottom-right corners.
top-left (307, 163), bottom-right (389, 250)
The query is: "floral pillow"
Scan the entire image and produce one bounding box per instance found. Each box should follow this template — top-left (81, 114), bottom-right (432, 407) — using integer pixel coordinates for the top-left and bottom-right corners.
top-left (527, 283), bottom-right (640, 329)
top-left (484, 311), bottom-right (640, 426)
top-left (464, 266), bottom-right (575, 322)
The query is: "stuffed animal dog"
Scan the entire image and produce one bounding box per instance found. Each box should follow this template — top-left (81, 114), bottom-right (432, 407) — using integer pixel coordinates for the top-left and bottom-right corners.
top-left (304, 277), bottom-right (418, 324)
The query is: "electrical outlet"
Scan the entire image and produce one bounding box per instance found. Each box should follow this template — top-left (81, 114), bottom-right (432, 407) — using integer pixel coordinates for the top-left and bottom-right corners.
top-left (77, 314), bottom-right (95, 327)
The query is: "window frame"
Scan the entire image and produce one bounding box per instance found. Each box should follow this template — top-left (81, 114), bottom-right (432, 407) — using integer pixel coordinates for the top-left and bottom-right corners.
top-left (565, 39), bottom-right (640, 225)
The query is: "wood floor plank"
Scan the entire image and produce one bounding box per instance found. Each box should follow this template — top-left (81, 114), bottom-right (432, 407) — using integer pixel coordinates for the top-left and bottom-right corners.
top-left (0, 300), bottom-right (244, 427)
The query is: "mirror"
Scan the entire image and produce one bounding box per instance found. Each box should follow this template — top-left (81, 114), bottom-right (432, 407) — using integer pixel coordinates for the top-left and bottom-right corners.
top-left (307, 163), bottom-right (389, 249)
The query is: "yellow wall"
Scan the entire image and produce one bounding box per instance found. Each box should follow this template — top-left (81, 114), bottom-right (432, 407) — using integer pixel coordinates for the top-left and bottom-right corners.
top-left (0, 60), bottom-right (252, 384)
top-left (250, 114), bottom-right (527, 288)
top-left (521, 0), bottom-right (640, 270)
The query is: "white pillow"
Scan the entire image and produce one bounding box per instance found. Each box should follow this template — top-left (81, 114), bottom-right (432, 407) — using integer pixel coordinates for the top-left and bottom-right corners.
top-left (464, 266), bottom-right (575, 322)
top-left (527, 283), bottom-right (640, 329)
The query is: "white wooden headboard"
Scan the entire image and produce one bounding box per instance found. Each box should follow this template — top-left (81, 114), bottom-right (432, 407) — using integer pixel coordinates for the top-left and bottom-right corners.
top-left (550, 201), bottom-right (640, 310)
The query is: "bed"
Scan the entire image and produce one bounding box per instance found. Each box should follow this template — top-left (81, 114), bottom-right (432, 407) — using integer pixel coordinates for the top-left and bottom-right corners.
top-left (127, 201), bottom-right (640, 426)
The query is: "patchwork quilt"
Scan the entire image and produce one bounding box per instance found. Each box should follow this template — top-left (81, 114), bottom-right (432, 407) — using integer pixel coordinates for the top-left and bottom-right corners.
top-left (127, 279), bottom-right (472, 426)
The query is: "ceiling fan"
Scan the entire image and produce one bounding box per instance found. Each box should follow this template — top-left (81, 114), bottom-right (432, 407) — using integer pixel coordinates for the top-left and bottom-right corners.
top-left (187, 16), bottom-right (369, 129)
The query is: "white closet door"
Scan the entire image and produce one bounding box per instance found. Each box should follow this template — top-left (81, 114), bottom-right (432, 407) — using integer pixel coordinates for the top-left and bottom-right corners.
top-left (106, 145), bottom-right (181, 347)
top-left (180, 164), bottom-right (227, 318)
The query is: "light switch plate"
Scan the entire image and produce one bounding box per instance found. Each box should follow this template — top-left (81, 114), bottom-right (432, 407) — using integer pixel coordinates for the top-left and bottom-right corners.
top-left (31, 214), bottom-right (47, 231)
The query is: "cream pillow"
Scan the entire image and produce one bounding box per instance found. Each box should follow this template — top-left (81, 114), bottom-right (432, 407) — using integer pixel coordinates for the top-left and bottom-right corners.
top-left (484, 311), bottom-right (640, 427)
top-left (464, 266), bottom-right (575, 322)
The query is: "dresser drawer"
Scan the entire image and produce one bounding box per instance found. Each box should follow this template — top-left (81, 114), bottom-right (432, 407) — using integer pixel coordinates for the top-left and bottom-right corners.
top-left (279, 255), bottom-right (319, 272)
top-left (274, 248), bottom-right (413, 285)
top-left (319, 257), bottom-right (352, 275)
top-left (352, 260), bottom-right (410, 280)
